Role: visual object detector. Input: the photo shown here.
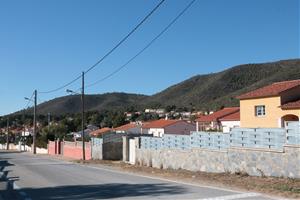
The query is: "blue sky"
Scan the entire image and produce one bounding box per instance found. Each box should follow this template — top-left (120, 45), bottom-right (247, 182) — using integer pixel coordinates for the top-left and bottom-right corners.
top-left (0, 0), bottom-right (299, 116)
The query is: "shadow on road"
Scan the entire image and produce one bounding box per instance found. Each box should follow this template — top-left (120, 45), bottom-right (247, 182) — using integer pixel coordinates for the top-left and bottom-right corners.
top-left (21, 183), bottom-right (187, 200)
top-left (0, 154), bottom-right (20, 200)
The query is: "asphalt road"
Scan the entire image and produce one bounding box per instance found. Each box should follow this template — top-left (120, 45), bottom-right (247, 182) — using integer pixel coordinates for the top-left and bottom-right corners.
top-left (0, 151), bottom-right (283, 200)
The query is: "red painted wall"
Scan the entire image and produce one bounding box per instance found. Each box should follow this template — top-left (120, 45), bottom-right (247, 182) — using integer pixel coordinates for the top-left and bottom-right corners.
top-left (63, 141), bottom-right (91, 160)
top-left (48, 140), bottom-right (91, 160)
top-left (48, 141), bottom-right (56, 155)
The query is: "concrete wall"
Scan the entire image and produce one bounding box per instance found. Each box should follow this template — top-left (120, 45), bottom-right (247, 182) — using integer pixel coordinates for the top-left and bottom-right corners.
top-left (136, 145), bottom-right (300, 179)
top-left (0, 144), bottom-right (17, 150)
top-left (0, 143), bottom-right (47, 154)
top-left (91, 138), bottom-right (103, 160)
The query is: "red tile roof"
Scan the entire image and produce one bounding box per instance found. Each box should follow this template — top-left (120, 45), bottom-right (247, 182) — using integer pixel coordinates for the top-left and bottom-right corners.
top-left (142, 119), bottom-right (179, 129)
top-left (114, 123), bottom-right (137, 131)
top-left (196, 107), bottom-right (240, 122)
top-left (219, 111), bottom-right (240, 121)
top-left (281, 99), bottom-right (300, 109)
top-left (237, 80), bottom-right (300, 100)
top-left (90, 127), bottom-right (112, 136)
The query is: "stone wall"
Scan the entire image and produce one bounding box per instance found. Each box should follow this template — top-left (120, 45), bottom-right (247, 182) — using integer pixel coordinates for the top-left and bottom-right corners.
top-left (136, 145), bottom-right (300, 178)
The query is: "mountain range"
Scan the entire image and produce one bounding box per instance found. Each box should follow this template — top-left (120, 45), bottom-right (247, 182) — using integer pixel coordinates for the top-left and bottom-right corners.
top-left (16, 59), bottom-right (300, 116)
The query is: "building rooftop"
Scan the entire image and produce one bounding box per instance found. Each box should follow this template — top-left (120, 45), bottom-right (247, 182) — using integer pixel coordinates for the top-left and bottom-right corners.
top-left (114, 123), bottom-right (137, 131)
top-left (142, 119), bottom-right (180, 129)
top-left (219, 111), bottom-right (240, 121)
top-left (281, 99), bottom-right (300, 110)
top-left (237, 79), bottom-right (300, 100)
top-left (196, 107), bottom-right (240, 122)
top-left (90, 127), bottom-right (112, 136)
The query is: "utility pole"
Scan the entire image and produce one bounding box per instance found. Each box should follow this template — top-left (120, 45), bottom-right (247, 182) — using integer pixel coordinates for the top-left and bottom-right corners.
top-left (81, 72), bottom-right (86, 160)
top-left (33, 89), bottom-right (37, 154)
top-left (6, 118), bottom-right (9, 150)
top-left (48, 112), bottom-right (51, 132)
top-left (23, 110), bottom-right (26, 151)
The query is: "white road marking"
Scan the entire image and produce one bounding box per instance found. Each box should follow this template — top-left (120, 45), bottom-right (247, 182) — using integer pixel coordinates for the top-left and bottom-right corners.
top-left (198, 193), bottom-right (259, 200)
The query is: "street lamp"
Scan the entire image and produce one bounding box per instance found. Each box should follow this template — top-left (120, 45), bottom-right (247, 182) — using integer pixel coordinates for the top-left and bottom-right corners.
top-left (66, 72), bottom-right (85, 160)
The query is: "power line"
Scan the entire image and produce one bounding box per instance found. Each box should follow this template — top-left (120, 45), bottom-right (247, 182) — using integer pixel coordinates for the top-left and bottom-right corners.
top-left (38, 0), bottom-right (166, 95)
top-left (25, 91), bottom-right (35, 108)
top-left (39, 74), bottom-right (82, 94)
top-left (85, 0), bottom-right (196, 89)
top-left (84, 0), bottom-right (166, 74)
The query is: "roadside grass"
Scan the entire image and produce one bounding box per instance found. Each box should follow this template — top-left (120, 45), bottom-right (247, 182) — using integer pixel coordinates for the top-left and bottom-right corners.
top-left (77, 159), bottom-right (300, 199)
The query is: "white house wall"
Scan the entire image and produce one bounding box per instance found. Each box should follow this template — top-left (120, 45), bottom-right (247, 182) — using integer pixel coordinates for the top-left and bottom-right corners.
top-left (221, 121), bottom-right (240, 133)
top-left (149, 128), bottom-right (165, 137)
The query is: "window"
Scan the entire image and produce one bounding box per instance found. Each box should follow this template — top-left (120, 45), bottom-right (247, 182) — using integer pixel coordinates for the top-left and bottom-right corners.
top-left (255, 105), bottom-right (266, 117)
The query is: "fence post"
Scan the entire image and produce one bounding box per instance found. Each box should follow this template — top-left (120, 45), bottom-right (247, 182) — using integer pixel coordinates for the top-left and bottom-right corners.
top-left (122, 136), bottom-right (129, 162)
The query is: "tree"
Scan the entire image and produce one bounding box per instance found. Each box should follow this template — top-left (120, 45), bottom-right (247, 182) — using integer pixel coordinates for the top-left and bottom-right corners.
top-left (165, 105), bottom-right (176, 112)
top-left (112, 112), bottom-right (126, 128)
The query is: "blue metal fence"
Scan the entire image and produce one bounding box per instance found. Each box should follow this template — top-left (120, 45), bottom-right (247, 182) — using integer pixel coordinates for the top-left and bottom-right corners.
top-left (140, 137), bottom-right (162, 150)
top-left (190, 132), bottom-right (230, 150)
top-left (140, 122), bottom-right (300, 151)
top-left (230, 128), bottom-right (285, 150)
top-left (162, 134), bottom-right (191, 150)
top-left (91, 138), bottom-right (103, 146)
top-left (286, 121), bottom-right (300, 145)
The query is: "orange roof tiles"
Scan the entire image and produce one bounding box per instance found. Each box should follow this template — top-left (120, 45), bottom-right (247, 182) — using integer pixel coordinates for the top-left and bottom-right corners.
top-left (219, 111), bottom-right (240, 121)
top-left (196, 107), bottom-right (240, 122)
top-left (114, 123), bottom-right (137, 131)
top-left (237, 79), bottom-right (300, 100)
top-left (142, 119), bottom-right (179, 129)
top-left (281, 99), bottom-right (300, 110)
top-left (90, 127), bottom-right (112, 136)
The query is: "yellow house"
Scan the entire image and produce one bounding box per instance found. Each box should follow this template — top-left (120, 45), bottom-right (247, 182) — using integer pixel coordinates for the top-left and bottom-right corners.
top-left (237, 79), bottom-right (300, 128)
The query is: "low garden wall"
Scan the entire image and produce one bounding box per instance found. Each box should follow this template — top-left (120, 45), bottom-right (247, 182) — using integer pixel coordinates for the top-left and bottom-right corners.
top-left (48, 140), bottom-right (92, 160)
top-left (136, 145), bottom-right (300, 178)
top-left (62, 141), bottom-right (91, 160)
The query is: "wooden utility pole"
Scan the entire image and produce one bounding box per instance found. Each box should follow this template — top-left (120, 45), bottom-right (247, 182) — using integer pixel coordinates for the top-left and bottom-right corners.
top-left (23, 110), bottom-right (26, 151)
top-left (6, 118), bottom-right (9, 150)
top-left (81, 72), bottom-right (86, 160)
top-left (33, 89), bottom-right (37, 154)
